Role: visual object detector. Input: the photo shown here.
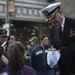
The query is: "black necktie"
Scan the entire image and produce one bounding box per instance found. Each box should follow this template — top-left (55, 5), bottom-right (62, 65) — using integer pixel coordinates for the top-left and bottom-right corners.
top-left (58, 26), bottom-right (62, 39)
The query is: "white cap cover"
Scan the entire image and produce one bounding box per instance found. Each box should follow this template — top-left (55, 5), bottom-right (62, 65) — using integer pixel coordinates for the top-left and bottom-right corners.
top-left (47, 51), bottom-right (60, 68)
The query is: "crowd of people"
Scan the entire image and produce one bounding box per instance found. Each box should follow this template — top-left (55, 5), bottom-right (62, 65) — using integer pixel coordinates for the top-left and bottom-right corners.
top-left (0, 1), bottom-right (75, 75)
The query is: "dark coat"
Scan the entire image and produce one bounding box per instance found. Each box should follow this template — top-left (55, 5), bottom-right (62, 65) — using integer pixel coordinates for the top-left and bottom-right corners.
top-left (59, 36), bottom-right (75, 75)
top-left (49, 17), bottom-right (75, 75)
top-left (59, 45), bottom-right (73, 75)
top-left (49, 17), bottom-right (75, 49)
top-left (31, 45), bottom-right (51, 71)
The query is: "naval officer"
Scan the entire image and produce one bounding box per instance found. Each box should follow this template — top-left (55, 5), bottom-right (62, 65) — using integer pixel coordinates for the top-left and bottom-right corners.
top-left (40, 2), bottom-right (75, 75)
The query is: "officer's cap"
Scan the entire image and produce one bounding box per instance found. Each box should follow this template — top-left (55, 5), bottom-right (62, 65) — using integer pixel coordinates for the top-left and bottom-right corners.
top-left (40, 2), bottom-right (61, 21)
top-left (0, 28), bottom-right (8, 37)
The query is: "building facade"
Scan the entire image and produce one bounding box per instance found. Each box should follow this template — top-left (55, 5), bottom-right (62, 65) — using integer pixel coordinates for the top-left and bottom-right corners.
top-left (0, 0), bottom-right (53, 46)
top-left (0, 0), bottom-right (74, 46)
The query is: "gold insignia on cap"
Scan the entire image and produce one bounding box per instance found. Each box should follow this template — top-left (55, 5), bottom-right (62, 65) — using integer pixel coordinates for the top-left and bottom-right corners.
top-left (45, 9), bottom-right (58, 21)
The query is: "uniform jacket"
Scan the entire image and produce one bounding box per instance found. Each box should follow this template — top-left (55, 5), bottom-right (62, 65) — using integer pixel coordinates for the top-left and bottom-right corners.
top-left (49, 17), bottom-right (75, 75)
top-left (59, 35), bottom-right (75, 75)
top-left (49, 17), bottom-right (75, 49)
top-left (31, 45), bottom-right (51, 71)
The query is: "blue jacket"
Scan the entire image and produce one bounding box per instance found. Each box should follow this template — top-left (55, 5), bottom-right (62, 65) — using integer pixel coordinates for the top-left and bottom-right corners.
top-left (28, 44), bottom-right (39, 56)
top-left (31, 45), bottom-right (52, 71)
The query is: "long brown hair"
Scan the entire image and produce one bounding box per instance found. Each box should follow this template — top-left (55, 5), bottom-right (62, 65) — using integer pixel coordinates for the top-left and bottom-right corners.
top-left (8, 42), bottom-right (26, 75)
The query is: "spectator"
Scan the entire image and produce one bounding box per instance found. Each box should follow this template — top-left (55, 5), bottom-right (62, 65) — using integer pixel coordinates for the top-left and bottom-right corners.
top-left (0, 28), bottom-right (8, 72)
top-left (1, 42), bottom-right (37, 75)
top-left (31, 35), bottom-right (55, 75)
top-left (26, 36), bottom-right (39, 66)
top-left (8, 35), bottom-right (16, 46)
top-left (28, 36), bottom-right (39, 56)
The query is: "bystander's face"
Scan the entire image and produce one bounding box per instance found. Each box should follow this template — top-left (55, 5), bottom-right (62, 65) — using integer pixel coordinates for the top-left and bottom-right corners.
top-left (41, 37), bottom-right (49, 46)
top-left (31, 41), bottom-right (35, 46)
top-left (50, 9), bottom-right (63, 26)
top-left (9, 38), bottom-right (15, 44)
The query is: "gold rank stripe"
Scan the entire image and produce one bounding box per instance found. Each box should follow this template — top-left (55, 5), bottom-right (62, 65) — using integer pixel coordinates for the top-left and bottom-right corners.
top-left (45, 9), bottom-right (58, 21)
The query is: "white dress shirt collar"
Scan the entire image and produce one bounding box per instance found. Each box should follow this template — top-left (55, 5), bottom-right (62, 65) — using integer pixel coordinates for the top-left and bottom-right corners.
top-left (60, 16), bottom-right (65, 31)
